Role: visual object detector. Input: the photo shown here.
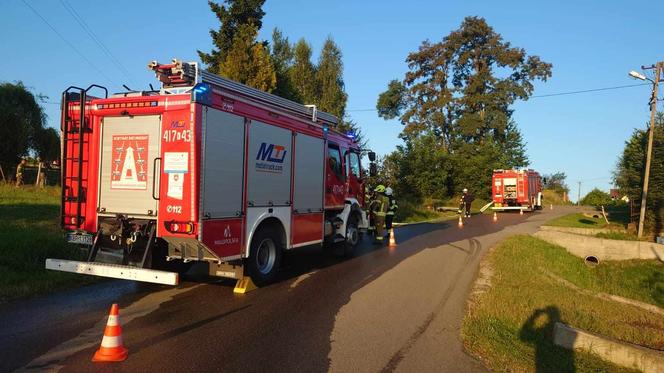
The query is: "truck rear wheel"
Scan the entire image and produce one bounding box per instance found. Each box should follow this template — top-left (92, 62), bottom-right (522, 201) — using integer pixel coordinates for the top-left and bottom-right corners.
top-left (247, 227), bottom-right (282, 286)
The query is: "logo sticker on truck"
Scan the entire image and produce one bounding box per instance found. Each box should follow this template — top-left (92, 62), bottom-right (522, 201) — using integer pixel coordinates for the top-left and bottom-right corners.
top-left (255, 142), bottom-right (287, 173)
top-left (110, 134), bottom-right (149, 190)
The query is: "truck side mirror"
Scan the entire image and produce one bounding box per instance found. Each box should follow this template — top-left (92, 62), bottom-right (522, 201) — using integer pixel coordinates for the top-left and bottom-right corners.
top-left (369, 163), bottom-right (377, 177)
top-left (368, 151), bottom-right (376, 162)
top-left (542, 177), bottom-right (548, 185)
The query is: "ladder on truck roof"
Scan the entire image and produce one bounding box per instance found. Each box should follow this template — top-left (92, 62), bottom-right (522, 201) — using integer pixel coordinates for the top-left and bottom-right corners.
top-left (60, 85), bottom-right (107, 229)
top-left (148, 59), bottom-right (339, 128)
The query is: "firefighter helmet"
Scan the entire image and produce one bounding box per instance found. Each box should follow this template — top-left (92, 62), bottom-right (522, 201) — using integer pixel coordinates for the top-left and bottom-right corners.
top-left (374, 185), bottom-right (386, 193)
top-left (462, 188), bottom-right (468, 193)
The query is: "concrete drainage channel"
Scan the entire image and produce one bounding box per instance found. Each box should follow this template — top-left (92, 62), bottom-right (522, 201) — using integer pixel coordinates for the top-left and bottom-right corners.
top-left (533, 228), bottom-right (664, 262)
top-left (554, 322), bottom-right (664, 373)
top-left (533, 226), bottom-right (664, 371)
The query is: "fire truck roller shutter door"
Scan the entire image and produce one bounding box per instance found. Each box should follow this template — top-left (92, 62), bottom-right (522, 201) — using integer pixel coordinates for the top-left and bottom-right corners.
top-left (98, 115), bottom-right (161, 217)
top-left (293, 134), bottom-right (324, 213)
top-left (202, 108), bottom-right (245, 218)
top-left (247, 121), bottom-right (292, 207)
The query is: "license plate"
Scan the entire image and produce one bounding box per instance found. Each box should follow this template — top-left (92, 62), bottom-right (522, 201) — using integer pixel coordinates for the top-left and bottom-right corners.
top-left (66, 232), bottom-right (93, 245)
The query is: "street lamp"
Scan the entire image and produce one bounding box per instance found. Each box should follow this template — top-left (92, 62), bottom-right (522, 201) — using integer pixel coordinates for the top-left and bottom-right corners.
top-left (628, 62), bottom-right (663, 238)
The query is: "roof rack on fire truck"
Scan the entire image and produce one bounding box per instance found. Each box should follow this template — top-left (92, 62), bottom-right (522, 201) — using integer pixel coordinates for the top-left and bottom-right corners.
top-left (148, 58), bottom-right (339, 128)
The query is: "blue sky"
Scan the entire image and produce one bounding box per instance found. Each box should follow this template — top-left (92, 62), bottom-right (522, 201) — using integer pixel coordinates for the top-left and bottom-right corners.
top-left (2, 0), bottom-right (663, 201)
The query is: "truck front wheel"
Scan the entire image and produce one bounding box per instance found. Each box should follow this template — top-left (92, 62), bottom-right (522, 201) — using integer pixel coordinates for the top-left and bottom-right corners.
top-left (247, 227), bottom-right (282, 286)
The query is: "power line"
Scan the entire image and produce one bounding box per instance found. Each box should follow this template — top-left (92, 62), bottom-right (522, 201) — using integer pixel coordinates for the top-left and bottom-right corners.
top-left (530, 83), bottom-right (650, 98)
top-left (58, 0), bottom-right (135, 85)
top-left (346, 82), bottom-right (652, 112)
top-left (21, 0), bottom-right (117, 88)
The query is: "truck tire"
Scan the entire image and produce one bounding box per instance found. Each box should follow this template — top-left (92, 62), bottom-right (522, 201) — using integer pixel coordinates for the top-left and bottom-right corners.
top-left (247, 227), bottom-right (283, 286)
top-left (343, 213), bottom-right (361, 256)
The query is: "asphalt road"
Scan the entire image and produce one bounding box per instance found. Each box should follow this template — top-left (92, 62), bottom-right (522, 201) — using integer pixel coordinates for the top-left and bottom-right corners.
top-left (0, 206), bottom-right (575, 372)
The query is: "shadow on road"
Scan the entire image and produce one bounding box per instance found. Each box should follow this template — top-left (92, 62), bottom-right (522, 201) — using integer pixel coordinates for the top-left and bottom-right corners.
top-left (519, 305), bottom-right (575, 373)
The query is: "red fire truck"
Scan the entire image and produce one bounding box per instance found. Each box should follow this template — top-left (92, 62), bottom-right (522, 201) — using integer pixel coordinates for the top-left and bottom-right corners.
top-left (491, 169), bottom-right (543, 212)
top-left (46, 59), bottom-right (371, 287)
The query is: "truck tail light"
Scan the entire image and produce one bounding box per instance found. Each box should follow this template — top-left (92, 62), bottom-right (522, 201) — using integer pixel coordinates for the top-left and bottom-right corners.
top-left (165, 221), bottom-right (195, 234)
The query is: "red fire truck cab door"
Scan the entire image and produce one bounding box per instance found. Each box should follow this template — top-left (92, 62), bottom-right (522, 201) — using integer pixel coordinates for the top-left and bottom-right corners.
top-left (325, 142), bottom-right (346, 208)
top-left (345, 149), bottom-right (362, 202)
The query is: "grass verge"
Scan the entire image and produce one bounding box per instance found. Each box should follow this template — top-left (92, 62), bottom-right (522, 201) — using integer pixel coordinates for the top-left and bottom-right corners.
top-left (545, 212), bottom-right (623, 230)
top-left (462, 235), bottom-right (664, 372)
top-left (394, 200), bottom-right (457, 224)
top-left (0, 184), bottom-right (96, 303)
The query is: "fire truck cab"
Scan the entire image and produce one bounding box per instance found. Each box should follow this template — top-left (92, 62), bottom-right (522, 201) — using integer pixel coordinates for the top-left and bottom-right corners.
top-left (46, 59), bottom-right (370, 287)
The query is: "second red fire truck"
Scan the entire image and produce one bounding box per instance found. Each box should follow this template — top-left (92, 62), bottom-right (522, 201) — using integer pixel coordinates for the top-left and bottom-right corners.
top-left (47, 59), bottom-right (372, 288)
top-left (491, 169), bottom-right (543, 212)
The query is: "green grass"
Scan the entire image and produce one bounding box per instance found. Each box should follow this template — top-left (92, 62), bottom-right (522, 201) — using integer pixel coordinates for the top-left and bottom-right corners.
top-left (542, 189), bottom-right (573, 206)
top-left (394, 200), bottom-right (456, 224)
top-left (0, 184), bottom-right (96, 303)
top-left (462, 235), bottom-right (664, 372)
top-left (545, 213), bottom-right (624, 229)
top-left (595, 231), bottom-right (639, 241)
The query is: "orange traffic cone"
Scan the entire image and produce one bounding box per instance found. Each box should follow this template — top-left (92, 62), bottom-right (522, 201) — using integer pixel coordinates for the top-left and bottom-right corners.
top-left (493, 212), bottom-right (498, 222)
top-left (388, 228), bottom-right (397, 247)
top-left (458, 216), bottom-right (463, 227)
top-left (92, 304), bottom-right (128, 362)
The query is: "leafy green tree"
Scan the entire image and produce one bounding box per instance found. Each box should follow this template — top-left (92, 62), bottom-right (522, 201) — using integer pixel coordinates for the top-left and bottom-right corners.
top-left (0, 82), bottom-right (47, 173)
top-left (376, 80), bottom-right (406, 120)
top-left (580, 188), bottom-right (612, 207)
top-left (375, 17), bottom-right (551, 201)
top-left (198, 0), bottom-right (266, 74)
top-left (34, 127), bottom-right (60, 163)
top-left (219, 23), bottom-right (276, 92)
top-left (270, 28), bottom-right (299, 101)
top-left (289, 39), bottom-right (318, 105)
top-left (377, 16), bottom-right (551, 144)
top-left (316, 37), bottom-right (347, 120)
top-left (543, 171), bottom-right (569, 191)
top-left (614, 112), bottom-right (664, 232)
top-left (498, 120), bottom-right (529, 169)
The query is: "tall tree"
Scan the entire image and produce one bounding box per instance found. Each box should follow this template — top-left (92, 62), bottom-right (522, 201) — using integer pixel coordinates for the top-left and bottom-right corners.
top-left (270, 28), bottom-right (298, 100)
top-left (377, 16), bottom-right (551, 146)
top-left (198, 0), bottom-right (266, 74)
top-left (0, 82), bottom-right (46, 173)
top-left (34, 127), bottom-right (60, 163)
top-left (219, 23), bottom-right (276, 92)
top-left (316, 37), bottom-right (347, 120)
top-left (614, 112), bottom-right (664, 232)
top-left (375, 16), bottom-right (550, 199)
top-left (543, 171), bottom-right (570, 194)
top-left (498, 120), bottom-right (529, 168)
top-left (289, 39), bottom-right (318, 105)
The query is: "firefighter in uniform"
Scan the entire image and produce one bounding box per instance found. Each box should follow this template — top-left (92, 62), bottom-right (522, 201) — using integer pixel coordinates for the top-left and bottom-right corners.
top-left (370, 185), bottom-right (389, 243)
top-left (15, 159), bottom-right (26, 187)
top-left (365, 185), bottom-right (375, 232)
top-left (385, 187), bottom-right (397, 231)
top-left (459, 188), bottom-right (473, 218)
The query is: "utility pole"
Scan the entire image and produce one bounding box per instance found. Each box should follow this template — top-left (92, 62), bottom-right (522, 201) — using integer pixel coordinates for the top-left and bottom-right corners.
top-left (633, 62), bottom-right (663, 238)
top-left (577, 181), bottom-right (581, 206)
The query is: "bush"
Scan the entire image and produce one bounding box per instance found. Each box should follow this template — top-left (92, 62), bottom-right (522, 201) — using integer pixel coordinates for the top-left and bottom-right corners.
top-left (580, 188), bottom-right (612, 207)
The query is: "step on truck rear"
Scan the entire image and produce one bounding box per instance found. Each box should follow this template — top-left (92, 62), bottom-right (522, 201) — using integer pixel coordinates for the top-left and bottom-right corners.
top-left (47, 59), bottom-right (371, 287)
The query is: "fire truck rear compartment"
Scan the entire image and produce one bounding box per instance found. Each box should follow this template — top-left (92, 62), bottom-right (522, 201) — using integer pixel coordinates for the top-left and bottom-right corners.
top-left (97, 115), bottom-right (161, 217)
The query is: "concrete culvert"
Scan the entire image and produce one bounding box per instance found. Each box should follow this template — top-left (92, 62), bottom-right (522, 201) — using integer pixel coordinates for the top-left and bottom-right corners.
top-left (584, 255), bottom-right (599, 267)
